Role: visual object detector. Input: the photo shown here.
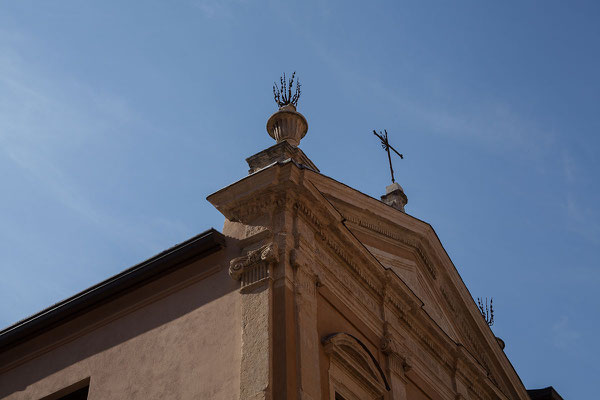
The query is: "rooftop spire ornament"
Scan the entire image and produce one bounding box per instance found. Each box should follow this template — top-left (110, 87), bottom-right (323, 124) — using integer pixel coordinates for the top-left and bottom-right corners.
top-left (273, 71), bottom-right (301, 108)
top-left (374, 129), bottom-right (408, 213)
top-left (477, 297), bottom-right (495, 327)
top-left (267, 72), bottom-right (308, 147)
top-left (373, 129), bottom-right (404, 183)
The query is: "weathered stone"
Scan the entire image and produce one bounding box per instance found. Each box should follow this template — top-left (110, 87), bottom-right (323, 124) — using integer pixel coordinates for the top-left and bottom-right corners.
top-left (381, 182), bottom-right (408, 212)
top-left (246, 140), bottom-right (319, 174)
top-left (266, 104), bottom-right (308, 147)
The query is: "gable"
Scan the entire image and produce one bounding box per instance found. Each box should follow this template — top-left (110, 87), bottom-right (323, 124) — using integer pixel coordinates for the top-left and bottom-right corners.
top-left (310, 181), bottom-right (467, 343)
top-left (359, 234), bottom-right (461, 343)
top-left (304, 171), bottom-right (529, 400)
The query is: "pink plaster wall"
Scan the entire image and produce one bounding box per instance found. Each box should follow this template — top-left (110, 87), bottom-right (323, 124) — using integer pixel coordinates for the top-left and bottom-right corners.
top-left (0, 251), bottom-right (241, 400)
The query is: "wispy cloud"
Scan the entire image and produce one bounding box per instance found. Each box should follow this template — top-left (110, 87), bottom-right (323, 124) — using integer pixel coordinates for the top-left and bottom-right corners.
top-left (299, 27), bottom-right (555, 162)
top-left (565, 193), bottom-right (600, 244)
top-left (189, 0), bottom-right (247, 19)
top-left (552, 315), bottom-right (581, 349)
top-left (363, 77), bottom-right (557, 163)
top-left (302, 25), bottom-right (600, 248)
top-left (0, 31), bottom-right (187, 253)
top-left (560, 149), bottom-right (600, 244)
top-left (562, 151), bottom-right (577, 184)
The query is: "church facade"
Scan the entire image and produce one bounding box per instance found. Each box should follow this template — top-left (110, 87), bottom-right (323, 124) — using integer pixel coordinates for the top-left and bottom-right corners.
top-left (0, 95), bottom-right (559, 399)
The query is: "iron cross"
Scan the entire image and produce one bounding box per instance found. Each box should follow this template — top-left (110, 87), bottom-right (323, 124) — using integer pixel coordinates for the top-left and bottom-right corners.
top-left (373, 129), bottom-right (404, 183)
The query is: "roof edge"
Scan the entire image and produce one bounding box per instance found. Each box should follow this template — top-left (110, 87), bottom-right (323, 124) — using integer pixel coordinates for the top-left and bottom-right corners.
top-left (527, 386), bottom-right (564, 400)
top-left (0, 228), bottom-right (225, 351)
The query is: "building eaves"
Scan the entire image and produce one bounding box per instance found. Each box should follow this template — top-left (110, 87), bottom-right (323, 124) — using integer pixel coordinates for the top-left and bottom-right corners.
top-left (0, 228), bottom-right (225, 352)
top-left (527, 386), bottom-right (564, 400)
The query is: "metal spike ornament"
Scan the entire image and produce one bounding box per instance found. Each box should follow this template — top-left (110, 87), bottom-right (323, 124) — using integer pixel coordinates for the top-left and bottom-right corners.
top-left (273, 71), bottom-right (301, 108)
top-left (266, 72), bottom-right (307, 147)
top-left (477, 297), bottom-right (495, 327)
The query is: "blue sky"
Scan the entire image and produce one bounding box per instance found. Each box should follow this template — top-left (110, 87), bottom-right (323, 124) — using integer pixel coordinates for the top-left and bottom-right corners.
top-left (1, 1), bottom-right (598, 397)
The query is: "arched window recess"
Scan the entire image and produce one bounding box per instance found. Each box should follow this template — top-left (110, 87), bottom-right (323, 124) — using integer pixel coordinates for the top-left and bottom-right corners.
top-left (322, 332), bottom-right (390, 400)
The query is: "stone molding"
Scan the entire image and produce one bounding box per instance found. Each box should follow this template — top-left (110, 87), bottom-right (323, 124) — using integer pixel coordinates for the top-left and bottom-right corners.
top-left (209, 160), bottom-right (525, 400)
top-left (322, 333), bottom-right (389, 398)
top-left (344, 213), bottom-right (437, 280)
top-left (297, 197), bottom-right (458, 368)
top-left (290, 249), bottom-right (318, 298)
top-left (294, 200), bottom-right (385, 299)
top-left (229, 243), bottom-right (279, 288)
top-left (380, 323), bottom-right (412, 378)
top-left (308, 209), bottom-right (509, 400)
top-left (246, 141), bottom-right (319, 175)
top-left (341, 211), bottom-right (514, 398)
top-left (223, 193), bottom-right (286, 224)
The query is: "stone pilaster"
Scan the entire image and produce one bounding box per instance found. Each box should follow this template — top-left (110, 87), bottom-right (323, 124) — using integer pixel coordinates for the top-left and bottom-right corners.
top-left (229, 243), bottom-right (279, 400)
top-left (381, 303), bottom-right (412, 400)
top-left (387, 353), bottom-right (409, 400)
top-left (291, 249), bottom-right (321, 400)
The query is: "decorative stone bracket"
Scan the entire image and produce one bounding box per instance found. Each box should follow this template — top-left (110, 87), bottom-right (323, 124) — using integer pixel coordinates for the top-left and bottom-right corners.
top-left (229, 243), bottom-right (279, 288)
top-left (380, 322), bottom-right (412, 376)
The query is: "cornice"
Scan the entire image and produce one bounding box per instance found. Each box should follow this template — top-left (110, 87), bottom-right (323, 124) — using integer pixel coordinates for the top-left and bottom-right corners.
top-left (312, 239), bottom-right (384, 330)
top-left (294, 198), bottom-right (385, 299)
top-left (298, 208), bottom-right (462, 398)
top-left (344, 213), bottom-right (438, 280)
top-left (292, 182), bottom-right (507, 399)
top-left (334, 208), bottom-right (522, 399)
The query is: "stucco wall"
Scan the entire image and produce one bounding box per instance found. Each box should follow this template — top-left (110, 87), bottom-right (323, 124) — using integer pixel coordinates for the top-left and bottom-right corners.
top-left (0, 251), bottom-right (241, 400)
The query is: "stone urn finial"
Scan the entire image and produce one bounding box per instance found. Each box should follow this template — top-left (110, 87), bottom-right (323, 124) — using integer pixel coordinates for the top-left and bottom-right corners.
top-left (267, 72), bottom-right (308, 147)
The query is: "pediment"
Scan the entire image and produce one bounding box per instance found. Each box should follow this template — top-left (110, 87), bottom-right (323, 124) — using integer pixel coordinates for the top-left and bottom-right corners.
top-left (307, 178), bottom-right (478, 337)
top-left (305, 173), bottom-right (529, 400)
top-left (364, 244), bottom-right (460, 342)
top-left (316, 192), bottom-right (465, 345)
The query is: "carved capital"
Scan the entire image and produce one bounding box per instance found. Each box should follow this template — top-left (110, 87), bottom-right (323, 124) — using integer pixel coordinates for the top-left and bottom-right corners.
top-left (229, 243), bottom-right (279, 287)
top-left (380, 322), bottom-right (413, 378)
top-left (380, 335), bottom-right (394, 355)
top-left (380, 322), bottom-right (395, 355)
